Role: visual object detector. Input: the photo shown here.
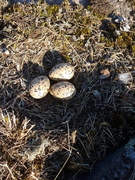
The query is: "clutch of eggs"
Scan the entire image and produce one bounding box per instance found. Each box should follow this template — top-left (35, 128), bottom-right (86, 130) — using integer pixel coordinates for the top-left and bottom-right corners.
top-left (49, 63), bottom-right (74, 81)
top-left (29, 76), bottom-right (50, 99)
top-left (49, 81), bottom-right (76, 100)
top-left (29, 63), bottom-right (76, 100)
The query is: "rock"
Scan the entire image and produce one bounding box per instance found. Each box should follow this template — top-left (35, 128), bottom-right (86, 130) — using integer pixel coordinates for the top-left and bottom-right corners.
top-left (118, 72), bottom-right (133, 84)
top-left (108, 13), bottom-right (131, 32)
top-left (75, 138), bottom-right (135, 180)
top-left (8, 0), bottom-right (90, 6)
top-left (46, 0), bottom-right (89, 5)
top-left (99, 69), bottom-right (110, 79)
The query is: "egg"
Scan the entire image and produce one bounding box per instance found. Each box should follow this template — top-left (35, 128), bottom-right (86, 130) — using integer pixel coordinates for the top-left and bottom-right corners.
top-left (49, 63), bottom-right (74, 81)
top-left (49, 81), bottom-right (76, 100)
top-left (29, 76), bottom-right (50, 99)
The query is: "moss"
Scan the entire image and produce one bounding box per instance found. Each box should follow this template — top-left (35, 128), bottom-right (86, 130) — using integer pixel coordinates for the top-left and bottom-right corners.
top-left (4, 116), bottom-right (9, 123)
top-left (131, 45), bottom-right (135, 55)
top-left (100, 36), bottom-right (106, 43)
top-left (87, 5), bottom-right (91, 11)
top-left (100, 31), bottom-right (134, 49)
top-left (74, 12), bottom-right (92, 25)
top-left (65, 55), bottom-right (72, 62)
top-left (4, 14), bottom-right (10, 20)
top-left (61, 44), bottom-right (70, 54)
top-left (92, 11), bottom-right (105, 19)
top-left (81, 17), bottom-right (92, 26)
top-left (116, 35), bottom-right (127, 48)
top-left (100, 36), bottom-right (114, 47)
top-left (46, 5), bottom-right (59, 16)
top-left (75, 27), bottom-right (91, 36)
top-left (76, 39), bottom-right (84, 47)
top-left (40, 22), bottom-right (46, 26)
top-left (116, 32), bottom-right (133, 48)
top-left (38, 10), bottom-right (46, 17)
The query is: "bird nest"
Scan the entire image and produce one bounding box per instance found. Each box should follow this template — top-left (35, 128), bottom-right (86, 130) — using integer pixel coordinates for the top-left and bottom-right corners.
top-left (0, 0), bottom-right (135, 179)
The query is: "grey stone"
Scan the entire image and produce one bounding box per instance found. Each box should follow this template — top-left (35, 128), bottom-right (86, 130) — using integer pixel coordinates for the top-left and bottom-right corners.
top-left (8, 0), bottom-right (90, 6)
top-left (75, 138), bottom-right (135, 180)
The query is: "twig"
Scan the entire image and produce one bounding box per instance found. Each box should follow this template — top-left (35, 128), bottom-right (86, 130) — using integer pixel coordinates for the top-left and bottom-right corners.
top-left (0, 163), bottom-right (15, 180)
top-left (54, 121), bottom-right (72, 180)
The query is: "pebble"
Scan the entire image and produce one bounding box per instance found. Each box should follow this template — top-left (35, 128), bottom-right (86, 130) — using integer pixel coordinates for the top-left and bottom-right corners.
top-left (118, 72), bottom-right (133, 84)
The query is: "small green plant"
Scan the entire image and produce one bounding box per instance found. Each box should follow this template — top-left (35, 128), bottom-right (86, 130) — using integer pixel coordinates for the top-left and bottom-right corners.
top-left (46, 5), bottom-right (59, 16)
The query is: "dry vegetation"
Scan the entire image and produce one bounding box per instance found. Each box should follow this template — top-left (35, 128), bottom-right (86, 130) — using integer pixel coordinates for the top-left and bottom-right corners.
top-left (0, 0), bottom-right (135, 179)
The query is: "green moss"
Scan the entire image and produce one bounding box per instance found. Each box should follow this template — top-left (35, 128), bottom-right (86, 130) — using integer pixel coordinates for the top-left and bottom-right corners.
top-left (100, 36), bottom-right (106, 42)
top-left (81, 27), bottom-right (90, 34)
top-left (92, 11), bottom-right (105, 19)
top-left (116, 32), bottom-right (133, 48)
top-left (74, 13), bottom-right (92, 25)
top-left (100, 36), bottom-right (114, 47)
top-left (78, 39), bottom-right (85, 46)
top-left (100, 31), bottom-right (134, 49)
top-left (75, 27), bottom-right (91, 36)
top-left (4, 14), bottom-right (10, 20)
top-left (65, 55), bottom-right (72, 62)
top-left (46, 5), bottom-right (59, 16)
top-left (87, 5), bottom-right (91, 11)
top-left (40, 22), bottom-right (46, 26)
top-left (122, 34), bottom-right (132, 46)
top-left (131, 45), bottom-right (135, 55)
top-left (116, 35), bottom-right (127, 48)
top-left (81, 17), bottom-right (92, 25)
top-left (39, 10), bottom-right (46, 17)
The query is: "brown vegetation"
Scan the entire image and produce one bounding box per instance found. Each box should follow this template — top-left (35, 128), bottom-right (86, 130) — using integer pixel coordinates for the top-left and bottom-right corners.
top-left (0, 0), bottom-right (135, 179)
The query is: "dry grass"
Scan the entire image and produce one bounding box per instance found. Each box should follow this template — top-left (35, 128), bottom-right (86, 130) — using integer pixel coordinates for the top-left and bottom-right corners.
top-left (0, 0), bottom-right (135, 179)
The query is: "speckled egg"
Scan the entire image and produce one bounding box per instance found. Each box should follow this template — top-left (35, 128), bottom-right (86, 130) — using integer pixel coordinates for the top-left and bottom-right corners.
top-left (29, 76), bottom-right (50, 99)
top-left (49, 81), bottom-right (76, 100)
top-left (49, 63), bottom-right (74, 81)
